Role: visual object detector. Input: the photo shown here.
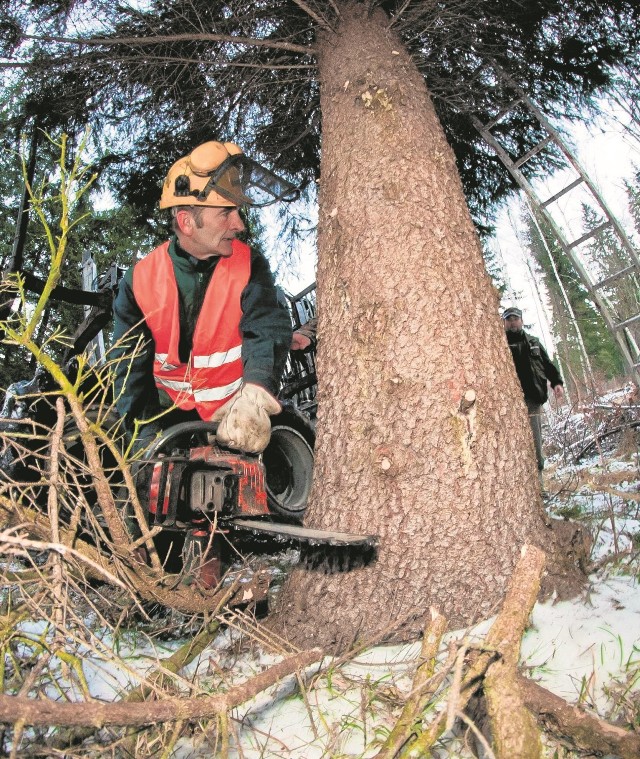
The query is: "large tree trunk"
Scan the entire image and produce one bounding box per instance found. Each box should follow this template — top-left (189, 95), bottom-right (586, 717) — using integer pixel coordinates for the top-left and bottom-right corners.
top-left (271, 3), bottom-right (550, 647)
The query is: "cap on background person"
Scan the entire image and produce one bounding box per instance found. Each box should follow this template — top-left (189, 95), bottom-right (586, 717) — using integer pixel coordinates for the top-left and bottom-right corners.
top-left (502, 307), bottom-right (523, 319)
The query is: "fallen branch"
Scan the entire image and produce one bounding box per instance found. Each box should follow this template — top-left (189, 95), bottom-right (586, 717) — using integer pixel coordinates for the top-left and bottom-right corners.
top-left (0, 497), bottom-right (113, 584)
top-left (45, 590), bottom-right (242, 753)
top-left (373, 608), bottom-right (448, 759)
top-left (0, 498), bottom-right (253, 615)
top-left (399, 544), bottom-right (546, 758)
top-left (0, 528), bottom-right (128, 590)
top-left (593, 404), bottom-right (640, 411)
top-left (0, 647), bottom-right (323, 728)
top-left (124, 583), bottom-right (242, 703)
top-left (518, 676), bottom-right (640, 759)
top-left (483, 545), bottom-right (545, 759)
top-left (573, 420), bottom-right (640, 462)
top-left (596, 485), bottom-right (640, 503)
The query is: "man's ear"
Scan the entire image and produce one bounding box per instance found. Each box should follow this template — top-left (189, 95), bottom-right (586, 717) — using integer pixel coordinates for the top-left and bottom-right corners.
top-left (175, 209), bottom-right (193, 235)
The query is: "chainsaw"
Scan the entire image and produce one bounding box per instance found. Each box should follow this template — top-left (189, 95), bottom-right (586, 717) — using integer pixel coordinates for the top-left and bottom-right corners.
top-left (140, 420), bottom-right (377, 585)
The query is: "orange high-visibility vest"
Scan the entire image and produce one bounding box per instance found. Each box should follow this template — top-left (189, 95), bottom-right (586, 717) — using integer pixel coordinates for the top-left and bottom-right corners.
top-left (132, 239), bottom-right (250, 420)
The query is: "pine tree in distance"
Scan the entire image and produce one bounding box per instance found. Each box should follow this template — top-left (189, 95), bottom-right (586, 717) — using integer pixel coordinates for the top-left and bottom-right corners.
top-left (524, 208), bottom-right (626, 397)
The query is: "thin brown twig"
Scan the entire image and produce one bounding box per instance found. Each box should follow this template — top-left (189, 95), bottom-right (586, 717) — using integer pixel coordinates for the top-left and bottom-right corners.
top-left (373, 608), bottom-right (449, 759)
top-left (0, 529), bottom-right (129, 589)
top-left (0, 648), bottom-right (324, 727)
top-left (446, 641), bottom-right (468, 731)
top-left (456, 709), bottom-right (496, 759)
top-left (291, 0), bottom-right (335, 31)
top-left (20, 31), bottom-right (312, 55)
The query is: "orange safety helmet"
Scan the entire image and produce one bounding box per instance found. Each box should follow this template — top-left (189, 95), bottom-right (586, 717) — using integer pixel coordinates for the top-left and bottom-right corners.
top-left (160, 141), bottom-right (251, 209)
top-left (159, 140), bottom-right (300, 209)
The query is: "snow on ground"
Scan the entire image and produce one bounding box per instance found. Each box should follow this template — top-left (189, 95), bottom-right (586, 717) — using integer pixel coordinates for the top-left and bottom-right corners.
top-left (170, 402), bottom-right (640, 758)
top-left (11, 398), bottom-right (639, 757)
top-left (522, 572), bottom-right (640, 713)
top-left (169, 562), bottom-right (639, 757)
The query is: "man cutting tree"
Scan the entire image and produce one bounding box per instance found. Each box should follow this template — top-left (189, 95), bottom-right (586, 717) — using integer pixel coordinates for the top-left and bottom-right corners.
top-left (112, 141), bottom-right (294, 455)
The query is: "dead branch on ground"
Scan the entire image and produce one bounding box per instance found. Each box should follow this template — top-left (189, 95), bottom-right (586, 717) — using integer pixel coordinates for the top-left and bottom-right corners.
top-left (370, 544), bottom-right (639, 759)
top-left (0, 647), bottom-right (323, 728)
top-left (391, 545), bottom-right (544, 759)
top-left (373, 608), bottom-right (448, 759)
top-left (519, 675), bottom-right (640, 759)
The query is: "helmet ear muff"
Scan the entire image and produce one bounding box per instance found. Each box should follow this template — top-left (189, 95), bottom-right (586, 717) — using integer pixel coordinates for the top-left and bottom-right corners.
top-left (160, 142), bottom-right (244, 209)
top-left (174, 174), bottom-right (192, 196)
top-left (188, 142), bottom-right (234, 176)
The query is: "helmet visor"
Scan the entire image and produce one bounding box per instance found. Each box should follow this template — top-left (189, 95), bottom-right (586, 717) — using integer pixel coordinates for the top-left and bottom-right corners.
top-left (198, 155), bottom-right (300, 208)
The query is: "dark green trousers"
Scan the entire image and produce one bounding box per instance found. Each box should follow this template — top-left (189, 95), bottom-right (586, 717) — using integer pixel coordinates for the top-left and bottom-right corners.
top-left (526, 400), bottom-right (544, 471)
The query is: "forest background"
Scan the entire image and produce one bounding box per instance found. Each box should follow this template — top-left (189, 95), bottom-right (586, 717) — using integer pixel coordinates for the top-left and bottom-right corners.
top-left (2, 1), bottom-right (640, 756)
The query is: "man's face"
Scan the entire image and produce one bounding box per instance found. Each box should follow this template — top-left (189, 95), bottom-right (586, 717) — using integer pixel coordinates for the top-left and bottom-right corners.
top-left (177, 206), bottom-right (245, 260)
top-left (504, 315), bottom-right (523, 332)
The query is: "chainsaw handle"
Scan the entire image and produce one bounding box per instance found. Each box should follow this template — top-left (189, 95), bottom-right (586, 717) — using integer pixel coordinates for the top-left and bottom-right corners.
top-left (141, 421), bottom-right (219, 461)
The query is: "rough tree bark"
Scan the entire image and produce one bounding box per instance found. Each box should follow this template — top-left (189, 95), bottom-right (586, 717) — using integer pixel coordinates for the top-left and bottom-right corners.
top-left (270, 3), bottom-right (555, 648)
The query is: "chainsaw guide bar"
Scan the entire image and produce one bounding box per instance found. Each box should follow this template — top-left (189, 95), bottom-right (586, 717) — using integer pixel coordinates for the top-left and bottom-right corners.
top-left (229, 519), bottom-right (378, 548)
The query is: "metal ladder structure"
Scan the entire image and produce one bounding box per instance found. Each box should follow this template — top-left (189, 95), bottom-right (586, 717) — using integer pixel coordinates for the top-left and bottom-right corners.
top-left (472, 65), bottom-right (640, 386)
top-left (81, 251), bottom-right (106, 364)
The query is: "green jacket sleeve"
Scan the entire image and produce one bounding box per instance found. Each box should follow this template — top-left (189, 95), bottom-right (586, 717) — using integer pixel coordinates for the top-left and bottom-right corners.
top-left (111, 267), bottom-right (162, 432)
top-left (240, 249), bottom-right (293, 395)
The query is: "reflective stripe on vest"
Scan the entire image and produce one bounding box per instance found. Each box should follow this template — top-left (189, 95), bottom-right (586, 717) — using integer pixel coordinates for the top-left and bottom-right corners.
top-left (132, 239), bottom-right (250, 419)
top-left (155, 344), bottom-right (243, 370)
top-left (154, 376), bottom-right (243, 402)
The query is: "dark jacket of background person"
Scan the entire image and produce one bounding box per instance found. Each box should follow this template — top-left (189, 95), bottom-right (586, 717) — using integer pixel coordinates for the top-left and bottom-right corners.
top-left (506, 330), bottom-right (563, 404)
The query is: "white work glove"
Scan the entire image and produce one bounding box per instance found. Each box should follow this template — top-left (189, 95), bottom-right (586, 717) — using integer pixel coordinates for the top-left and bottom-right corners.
top-left (213, 383), bottom-right (281, 453)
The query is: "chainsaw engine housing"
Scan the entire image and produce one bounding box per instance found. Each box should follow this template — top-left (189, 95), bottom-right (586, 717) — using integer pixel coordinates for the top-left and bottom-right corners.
top-left (147, 444), bottom-right (270, 527)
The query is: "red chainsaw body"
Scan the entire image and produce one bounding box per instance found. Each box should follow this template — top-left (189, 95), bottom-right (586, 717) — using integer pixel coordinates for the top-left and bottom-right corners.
top-left (136, 421), bottom-right (373, 589)
top-left (147, 444), bottom-right (270, 527)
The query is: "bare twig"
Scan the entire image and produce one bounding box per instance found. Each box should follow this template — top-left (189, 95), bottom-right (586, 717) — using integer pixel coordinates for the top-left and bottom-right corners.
top-left (20, 31), bottom-right (312, 56)
top-left (0, 528), bottom-right (129, 589)
top-left (291, 0), bottom-right (335, 32)
top-left (446, 641), bottom-right (468, 731)
top-left (47, 397), bottom-right (67, 631)
top-left (456, 709), bottom-right (497, 759)
top-left (373, 608), bottom-right (448, 759)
